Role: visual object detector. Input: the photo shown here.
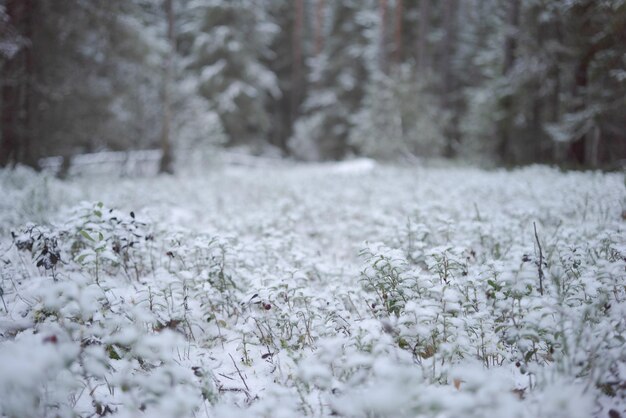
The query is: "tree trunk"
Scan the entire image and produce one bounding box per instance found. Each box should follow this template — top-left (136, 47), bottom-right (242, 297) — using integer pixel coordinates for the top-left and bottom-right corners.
top-left (497, 0), bottom-right (520, 165)
top-left (1, 0), bottom-right (33, 168)
top-left (566, 1), bottom-right (624, 167)
top-left (572, 57), bottom-right (596, 167)
top-left (530, 9), bottom-right (545, 163)
top-left (550, 18), bottom-right (564, 163)
top-left (416, 0), bottom-right (431, 73)
top-left (22, 0), bottom-right (34, 166)
top-left (442, 0), bottom-right (458, 158)
top-left (291, 0), bottom-right (304, 120)
top-left (314, 0), bottom-right (325, 56)
top-left (378, 0), bottom-right (388, 75)
top-left (1, 53), bottom-right (20, 167)
top-left (393, 0), bottom-right (403, 68)
top-left (159, 0), bottom-right (174, 174)
top-left (585, 125), bottom-right (600, 167)
top-left (502, 0), bottom-right (520, 74)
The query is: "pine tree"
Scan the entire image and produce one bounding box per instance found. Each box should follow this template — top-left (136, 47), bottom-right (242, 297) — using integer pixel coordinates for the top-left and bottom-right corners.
top-left (180, 0), bottom-right (280, 152)
top-left (289, 0), bottom-right (372, 160)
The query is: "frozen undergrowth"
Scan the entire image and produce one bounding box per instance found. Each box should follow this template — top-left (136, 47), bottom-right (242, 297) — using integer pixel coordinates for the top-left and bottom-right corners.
top-left (0, 163), bottom-right (624, 418)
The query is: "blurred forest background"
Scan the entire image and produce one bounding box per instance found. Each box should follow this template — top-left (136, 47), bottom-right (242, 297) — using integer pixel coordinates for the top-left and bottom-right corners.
top-left (1, 0), bottom-right (625, 172)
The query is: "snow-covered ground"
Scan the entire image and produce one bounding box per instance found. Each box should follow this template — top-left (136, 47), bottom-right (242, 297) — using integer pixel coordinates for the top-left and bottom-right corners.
top-left (0, 162), bottom-right (624, 418)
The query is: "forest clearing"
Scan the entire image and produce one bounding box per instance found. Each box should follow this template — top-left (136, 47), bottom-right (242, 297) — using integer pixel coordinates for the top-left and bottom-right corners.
top-left (0, 162), bottom-right (624, 417)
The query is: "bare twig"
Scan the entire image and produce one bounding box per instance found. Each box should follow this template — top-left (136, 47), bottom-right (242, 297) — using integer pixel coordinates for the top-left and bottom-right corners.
top-left (533, 222), bottom-right (544, 296)
top-left (0, 289), bottom-right (7, 312)
top-left (228, 353), bottom-right (250, 394)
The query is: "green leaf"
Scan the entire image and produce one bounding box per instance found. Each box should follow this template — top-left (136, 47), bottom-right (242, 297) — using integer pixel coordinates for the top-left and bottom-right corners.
top-left (397, 337), bottom-right (409, 349)
top-left (80, 230), bottom-right (95, 242)
top-left (487, 279), bottom-right (502, 291)
top-left (524, 349), bottom-right (537, 363)
top-left (106, 345), bottom-right (121, 360)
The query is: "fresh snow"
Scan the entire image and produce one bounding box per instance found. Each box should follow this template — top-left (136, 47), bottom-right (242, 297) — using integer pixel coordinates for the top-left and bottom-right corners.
top-left (0, 162), bottom-right (624, 418)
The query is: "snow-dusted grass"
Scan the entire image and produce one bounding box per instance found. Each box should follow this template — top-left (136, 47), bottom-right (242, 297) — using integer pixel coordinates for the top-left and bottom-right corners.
top-left (0, 162), bottom-right (624, 418)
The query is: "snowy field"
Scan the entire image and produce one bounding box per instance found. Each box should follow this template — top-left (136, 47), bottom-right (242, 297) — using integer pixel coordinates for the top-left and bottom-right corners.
top-left (0, 161), bottom-right (624, 418)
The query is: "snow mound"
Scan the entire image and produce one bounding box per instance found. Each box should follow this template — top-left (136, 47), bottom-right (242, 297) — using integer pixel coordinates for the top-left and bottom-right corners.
top-left (327, 158), bottom-right (377, 174)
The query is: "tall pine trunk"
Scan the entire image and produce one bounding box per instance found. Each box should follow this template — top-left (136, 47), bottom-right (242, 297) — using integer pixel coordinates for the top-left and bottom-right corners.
top-left (393, 0), bottom-right (403, 68)
top-left (291, 0), bottom-right (304, 121)
top-left (1, 0), bottom-right (33, 168)
top-left (416, 0), bottom-right (431, 73)
top-left (442, 0), bottom-right (458, 158)
top-left (550, 17), bottom-right (565, 163)
top-left (497, 0), bottom-right (520, 165)
top-left (314, 0), bottom-right (325, 56)
top-left (159, 0), bottom-right (174, 174)
top-left (378, 0), bottom-right (388, 75)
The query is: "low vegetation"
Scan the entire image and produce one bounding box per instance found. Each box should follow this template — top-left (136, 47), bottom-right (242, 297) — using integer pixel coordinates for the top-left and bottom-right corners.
top-left (0, 162), bottom-right (624, 417)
